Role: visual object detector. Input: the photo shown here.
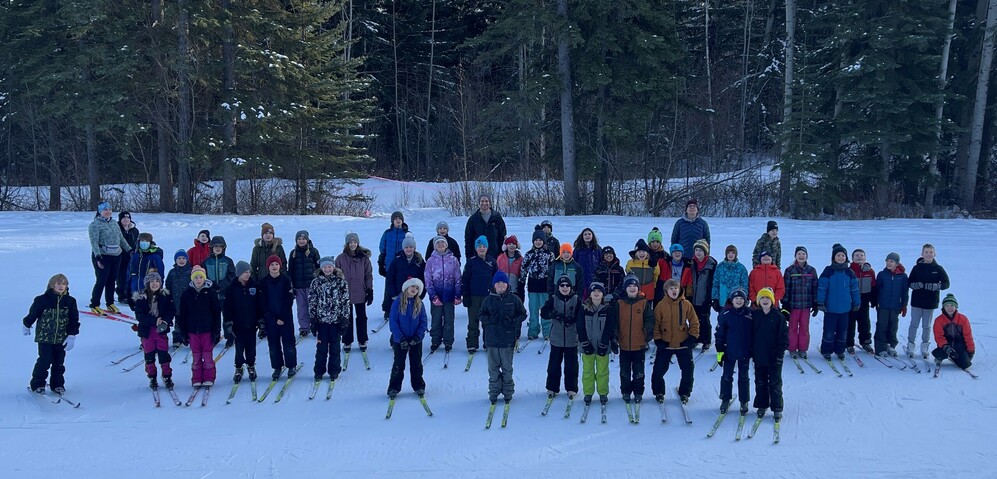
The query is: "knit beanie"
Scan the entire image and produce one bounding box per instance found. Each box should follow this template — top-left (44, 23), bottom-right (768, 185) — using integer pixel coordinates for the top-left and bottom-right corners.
top-left (261, 222), bottom-right (275, 236)
top-left (886, 252), bottom-right (900, 264)
top-left (795, 246), bottom-right (808, 256)
top-left (686, 198), bottom-right (698, 208)
top-left (560, 243), bottom-right (573, 255)
top-left (622, 273), bottom-right (639, 289)
top-left (729, 288), bottom-right (748, 302)
top-left (319, 256), bottom-right (335, 268)
top-left (235, 261), bottom-right (251, 277)
top-left (589, 282), bottom-right (607, 295)
top-left (502, 235), bottom-right (519, 251)
top-left (391, 211), bottom-right (405, 222)
top-left (669, 243), bottom-right (684, 254)
top-left (633, 239), bottom-right (650, 254)
top-left (191, 266), bottom-right (207, 280)
top-left (942, 293), bottom-right (958, 308)
top-left (210, 236), bottom-right (226, 248)
top-left (118, 211), bottom-right (131, 221)
top-left (266, 255), bottom-right (282, 267)
top-left (296, 230), bottom-right (309, 241)
top-left (831, 243), bottom-right (847, 261)
top-left (758, 251), bottom-right (772, 262)
top-left (436, 221), bottom-right (449, 232)
top-left (647, 227), bottom-right (663, 244)
top-left (345, 232), bottom-right (360, 246)
top-left (401, 232), bottom-right (417, 249)
top-left (143, 270), bottom-right (162, 287)
top-left (475, 235), bottom-right (489, 250)
top-left (767, 220), bottom-right (779, 232)
top-left (541, 220), bottom-right (553, 231)
top-left (174, 249), bottom-right (189, 263)
top-left (493, 270), bottom-right (510, 286)
top-left (433, 235), bottom-right (448, 248)
top-left (756, 287), bottom-right (775, 304)
top-left (197, 229), bottom-right (211, 241)
top-left (532, 230), bottom-right (546, 243)
top-left (602, 246), bottom-right (616, 258)
top-left (557, 275), bottom-right (573, 288)
top-left (694, 239), bottom-right (710, 256)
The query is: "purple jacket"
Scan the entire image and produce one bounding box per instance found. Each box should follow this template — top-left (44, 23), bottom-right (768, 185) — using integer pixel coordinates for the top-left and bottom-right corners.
top-left (335, 247), bottom-right (374, 304)
top-left (425, 250), bottom-right (462, 303)
top-left (573, 247), bottom-right (601, 289)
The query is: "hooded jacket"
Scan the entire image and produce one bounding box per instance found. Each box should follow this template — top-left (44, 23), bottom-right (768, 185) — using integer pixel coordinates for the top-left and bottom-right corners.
top-left (595, 257), bottom-right (626, 297)
top-left (134, 289), bottom-right (175, 339)
top-left (23, 289), bottom-right (80, 345)
top-left (480, 290), bottom-right (527, 349)
top-left (335, 245), bottom-right (374, 304)
top-left (713, 258), bottom-right (749, 307)
top-left (752, 233), bottom-right (782, 268)
top-left (715, 304), bottom-right (753, 361)
top-left (128, 246), bottom-right (165, 296)
top-left (933, 310), bottom-right (975, 353)
top-left (625, 254), bottom-right (660, 302)
top-left (186, 240), bottom-right (212, 267)
top-left (462, 254), bottom-right (497, 298)
top-left (616, 293), bottom-right (654, 351)
top-left (749, 264), bottom-right (786, 307)
top-left (496, 250), bottom-right (525, 297)
top-left (224, 277), bottom-right (261, 332)
top-left (378, 223), bottom-right (410, 272)
top-left (389, 297), bottom-right (428, 344)
top-left (751, 307), bottom-right (789, 366)
top-left (288, 241), bottom-right (321, 289)
top-left (308, 269), bottom-right (351, 327)
top-left (817, 263), bottom-right (859, 314)
top-left (546, 257), bottom-right (584, 295)
top-left (688, 255), bottom-right (717, 306)
top-left (166, 262), bottom-right (192, 310)
top-left (653, 294), bottom-right (699, 348)
top-left (875, 265), bottom-right (909, 311)
top-left (425, 249), bottom-right (463, 303)
top-left (251, 237), bottom-right (287, 281)
top-left (540, 291), bottom-right (583, 348)
top-left (203, 251), bottom-right (236, 297)
top-left (522, 246), bottom-right (556, 293)
top-left (577, 298), bottom-right (618, 349)
top-left (178, 280), bottom-right (221, 336)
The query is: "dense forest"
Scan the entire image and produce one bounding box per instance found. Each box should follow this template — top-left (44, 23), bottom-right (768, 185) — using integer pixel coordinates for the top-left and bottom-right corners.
top-left (2, 0), bottom-right (997, 218)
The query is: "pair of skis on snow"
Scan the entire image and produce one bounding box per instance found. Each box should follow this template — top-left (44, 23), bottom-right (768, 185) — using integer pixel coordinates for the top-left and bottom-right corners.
top-left (705, 395), bottom-right (781, 443)
top-left (255, 363), bottom-right (305, 403)
top-left (28, 388), bottom-right (82, 408)
top-left (385, 395), bottom-right (434, 419)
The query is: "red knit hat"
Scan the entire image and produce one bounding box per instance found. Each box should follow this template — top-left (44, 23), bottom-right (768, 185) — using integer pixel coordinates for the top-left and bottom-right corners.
top-left (502, 235), bottom-right (519, 252)
top-left (266, 255), bottom-right (282, 267)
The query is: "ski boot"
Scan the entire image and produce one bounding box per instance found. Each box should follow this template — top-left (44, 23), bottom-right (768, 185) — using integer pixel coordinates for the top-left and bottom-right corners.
top-left (633, 395), bottom-right (642, 404)
top-left (248, 366), bottom-right (258, 381)
top-left (203, 381), bottom-right (214, 387)
top-left (233, 366), bottom-right (244, 384)
top-left (720, 399), bottom-right (731, 414)
top-left (623, 394), bottom-right (632, 404)
top-left (344, 344), bottom-right (352, 353)
top-left (359, 342), bottom-right (368, 352)
top-left (89, 305), bottom-right (103, 316)
top-left (567, 391), bottom-right (577, 400)
top-left (600, 395), bottom-right (608, 405)
top-left (861, 342), bottom-right (875, 354)
top-left (773, 410), bottom-right (783, 422)
top-left (906, 342), bottom-right (916, 358)
top-left (106, 304), bottom-right (121, 314)
top-left (300, 330), bottom-right (309, 338)
top-left (654, 394), bottom-right (664, 404)
top-left (444, 344), bottom-right (453, 353)
top-left (740, 402), bottom-right (749, 415)
top-left (799, 351), bottom-right (808, 360)
top-left (416, 389), bottom-right (426, 398)
top-left (315, 374), bottom-right (324, 382)
top-left (31, 386), bottom-right (46, 394)
top-left (701, 343), bottom-right (711, 352)
top-left (272, 370), bottom-right (282, 381)
top-left (288, 368), bottom-right (297, 378)
top-left (679, 394), bottom-right (689, 405)
top-left (790, 351), bottom-right (798, 360)
top-left (429, 343), bottom-right (439, 353)
top-left (920, 342), bottom-right (930, 359)
top-left (164, 376), bottom-right (175, 390)
top-left (225, 337), bottom-right (234, 348)
top-left (149, 376), bottom-right (159, 390)
top-left (836, 353), bottom-right (845, 361)
top-left (822, 353), bottom-right (832, 361)
top-left (887, 345), bottom-right (898, 357)
top-left (193, 382), bottom-right (203, 388)
top-left (757, 407), bottom-right (767, 418)
top-left (52, 387), bottom-right (66, 395)
top-left (584, 395), bottom-right (593, 405)
top-left (846, 346), bottom-right (855, 354)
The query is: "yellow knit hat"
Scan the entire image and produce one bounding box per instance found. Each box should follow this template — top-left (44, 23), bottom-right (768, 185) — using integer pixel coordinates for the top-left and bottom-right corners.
top-left (756, 287), bottom-right (775, 304)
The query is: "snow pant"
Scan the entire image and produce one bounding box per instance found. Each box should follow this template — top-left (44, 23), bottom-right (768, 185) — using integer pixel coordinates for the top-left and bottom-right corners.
top-left (141, 327), bottom-right (173, 378)
top-left (694, 304), bottom-right (713, 346)
top-left (820, 312), bottom-right (849, 355)
top-left (581, 353), bottom-right (610, 397)
top-left (343, 303), bottom-right (369, 347)
top-left (788, 309), bottom-right (811, 353)
top-left (388, 340), bottom-right (425, 396)
top-left (30, 343), bottom-right (67, 390)
top-left (487, 346), bottom-right (515, 402)
top-left (294, 288), bottom-right (310, 333)
top-left (233, 327), bottom-right (257, 368)
top-left (430, 302), bottom-right (455, 349)
top-left (908, 307), bottom-right (934, 347)
top-left (188, 332), bottom-right (216, 385)
top-left (753, 361), bottom-right (784, 412)
top-left (313, 322), bottom-right (343, 380)
top-left (528, 292), bottom-right (547, 339)
top-left (932, 344), bottom-right (972, 370)
top-left (265, 320), bottom-right (297, 372)
top-left (380, 277), bottom-right (393, 316)
top-left (618, 349), bottom-right (647, 399)
top-left (874, 308), bottom-right (901, 354)
top-left (89, 253), bottom-right (121, 308)
top-left (116, 250), bottom-right (132, 302)
top-left (650, 347), bottom-right (694, 398)
top-left (465, 295), bottom-right (486, 350)
top-left (847, 300), bottom-right (872, 348)
top-left (545, 345), bottom-right (579, 394)
top-left (720, 357), bottom-right (750, 404)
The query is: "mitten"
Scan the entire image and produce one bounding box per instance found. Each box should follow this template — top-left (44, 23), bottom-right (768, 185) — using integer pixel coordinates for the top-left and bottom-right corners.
top-left (611, 340), bottom-right (620, 355)
top-left (817, 304), bottom-right (827, 313)
top-left (23, 326), bottom-right (31, 336)
top-left (409, 339), bottom-right (421, 349)
top-left (63, 335), bottom-right (76, 352)
top-left (581, 341), bottom-right (595, 355)
top-left (365, 289), bottom-right (374, 306)
top-left (910, 282), bottom-right (924, 290)
top-left (654, 339), bottom-right (668, 349)
top-left (716, 351), bottom-right (725, 365)
top-left (378, 261), bottom-right (387, 277)
top-left (597, 343), bottom-right (609, 356)
top-left (811, 304), bottom-right (819, 317)
top-left (712, 299), bottom-right (722, 313)
top-left (399, 339), bottom-right (410, 351)
top-left (943, 344), bottom-right (956, 360)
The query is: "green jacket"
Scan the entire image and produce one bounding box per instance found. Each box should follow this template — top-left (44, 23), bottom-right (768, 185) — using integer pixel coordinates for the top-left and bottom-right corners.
top-left (23, 289), bottom-right (80, 345)
top-left (89, 216), bottom-right (131, 257)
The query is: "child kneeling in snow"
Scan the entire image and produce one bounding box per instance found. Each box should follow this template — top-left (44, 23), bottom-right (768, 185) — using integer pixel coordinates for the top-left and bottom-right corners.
top-left (931, 294), bottom-right (975, 370)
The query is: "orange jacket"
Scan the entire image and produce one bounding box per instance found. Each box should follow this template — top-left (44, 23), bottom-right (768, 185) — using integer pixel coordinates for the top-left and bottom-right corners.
top-left (933, 311), bottom-right (975, 353)
top-left (749, 264), bottom-right (785, 306)
top-left (653, 294), bottom-right (699, 348)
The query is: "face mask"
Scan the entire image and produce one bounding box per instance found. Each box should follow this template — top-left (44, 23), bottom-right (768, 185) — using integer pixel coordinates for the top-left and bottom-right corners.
top-left (139, 241), bottom-right (151, 250)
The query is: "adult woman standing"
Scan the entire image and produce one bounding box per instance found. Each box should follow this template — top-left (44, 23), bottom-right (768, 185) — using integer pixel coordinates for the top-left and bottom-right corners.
top-left (88, 202), bottom-right (132, 314)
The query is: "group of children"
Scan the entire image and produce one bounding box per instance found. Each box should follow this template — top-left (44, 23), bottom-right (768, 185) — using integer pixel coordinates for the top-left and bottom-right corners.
top-left (24, 206), bottom-right (978, 424)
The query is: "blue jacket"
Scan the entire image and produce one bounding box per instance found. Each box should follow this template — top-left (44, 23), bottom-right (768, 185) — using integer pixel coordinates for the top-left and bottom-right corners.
top-left (387, 252), bottom-right (427, 301)
top-left (461, 254), bottom-right (497, 298)
top-left (129, 247), bottom-right (165, 296)
top-left (670, 215), bottom-right (711, 260)
top-left (712, 259), bottom-right (748, 305)
top-left (390, 297), bottom-right (428, 344)
top-left (203, 253), bottom-right (236, 297)
top-left (377, 224), bottom-right (409, 270)
top-left (714, 305), bottom-right (753, 361)
top-left (875, 265), bottom-right (909, 311)
top-left (817, 264), bottom-right (859, 314)
top-left (573, 246), bottom-right (601, 290)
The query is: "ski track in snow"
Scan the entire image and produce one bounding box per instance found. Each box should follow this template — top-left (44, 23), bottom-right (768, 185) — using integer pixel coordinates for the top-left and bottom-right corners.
top-left (1, 211), bottom-right (995, 477)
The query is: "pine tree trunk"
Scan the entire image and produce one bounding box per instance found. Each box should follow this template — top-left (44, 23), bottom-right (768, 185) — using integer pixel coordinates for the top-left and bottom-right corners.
top-left (557, 0), bottom-right (579, 215)
top-left (392, 2), bottom-right (404, 177)
top-left (878, 139), bottom-right (891, 213)
top-left (778, 0), bottom-right (796, 213)
top-left (924, 0), bottom-right (958, 218)
top-left (47, 122), bottom-right (62, 211)
top-left (425, 0), bottom-right (436, 171)
top-left (704, 0), bottom-right (717, 163)
top-left (221, 0), bottom-right (237, 213)
top-left (176, 0), bottom-right (193, 213)
top-left (963, 0), bottom-right (997, 211)
top-left (152, 0), bottom-right (173, 212)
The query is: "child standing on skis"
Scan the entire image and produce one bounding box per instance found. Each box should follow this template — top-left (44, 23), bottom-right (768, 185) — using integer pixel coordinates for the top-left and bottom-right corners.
top-left (166, 250), bottom-right (193, 347)
top-left (595, 246), bottom-right (625, 297)
top-left (847, 249), bottom-right (876, 354)
top-left (688, 239), bottom-right (717, 350)
top-left (388, 278), bottom-right (428, 398)
top-left (336, 232), bottom-right (374, 354)
top-left (932, 294), bottom-right (975, 370)
top-left (258, 255), bottom-right (297, 381)
top-left (816, 244), bottom-right (859, 362)
top-left (749, 251), bottom-right (785, 308)
top-left (626, 239), bottom-right (660, 307)
top-left (24, 274), bottom-right (80, 394)
top-left (873, 253), bottom-right (908, 357)
top-left (712, 245), bottom-right (749, 313)
top-left (577, 282), bottom-right (616, 410)
top-left (572, 228), bottom-right (601, 299)
top-left (128, 232), bottom-right (165, 305)
top-left (522, 230), bottom-right (555, 340)
top-left (480, 272), bottom-right (528, 405)
top-left (908, 244), bottom-right (950, 359)
top-left (715, 288), bottom-right (752, 416)
top-left (224, 261), bottom-right (260, 383)
top-left (177, 266), bottom-right (222, 387)
top-left (651, 279), bottom-right (699, 405)
top-left (425, 235), bottom-right (462, 353)
top-left (462, 236), bottom-right (496, 353)
top-left (134, 271), bottom-right (175, 391)
top-left (288, 230), bottom-right (320, 337)
top-left (541, 276), bottom-right (582, 401)
top-left (783, 246), bottom-right (818, 359)
top-left (204, 236), bottom-right (236, 346)
top-left (309, 257), bottom-right (351, 383)
top-left (615, 274), bottom-right (654, 406)
top-left (378, 212), bottom-right (409, 319)
top-left (496, 236), bottom-right (525, 303)
top-left (751, 288), bottom-right (788, 421)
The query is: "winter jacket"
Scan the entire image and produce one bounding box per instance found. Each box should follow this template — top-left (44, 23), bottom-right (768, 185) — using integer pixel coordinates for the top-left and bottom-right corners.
top-left (378, 224), bottom-right (409, 273)
top-left (544, 233), bottom-right (561, 255)
top-left (128, 246), bottom-right (166, 296)
top-left (875, 265), bottom-right (909, 311)
top-left (88, 216), bottom-right (131, 257)
top-left (933, 310), bottom-right (975, 353)
top-left (715, 305), bottom-right (753, 361)
top-left (751, 307), bottom-right (789, 367)
top-left (749, 264), bottom-right (786, 307)
top-left (496, 251), bottom-right (525, 297)
top-left (850, 262), bottom-right (877, 303)
top-left (625, 257), bottom-right (660, 301)
top-left (308, 269), bottom-right (351, 327)
top-left (616, 294), bottom-right (654, 351)
top-left (464, 210), bottom-right (507, 260)
top-left (573, 246), bottom-right (601, 290)
top-left (908, 258), bottom-right (950, 309)
top-left (288, 242), bottom-right (321, 289)
top-left (23, 289), bottom-right (80, 345)
top-left (389, 297), bottom-right (428, 344)
top-left (817, 263), bottom-right (859, 314)
top-left (713, 259), bottom-right (749, 306)
top-left (547, 258), bottom-right (584, 295)
top-left (783, 261), bottom-right (818, 310)
top-left (177, 282), bottom-right (221, 337)
top-left (670, 215), bottom-right (710, 260)
top-left (203, 253), bottom-right (236, 297)
top-left (595, 258), bottom-right (626, 297)
top-left (425, 250), bottom-right (462, 303)
top-left (186, 240), bottom-right (212, 267)
top-left (647, 243), bottom-right (667, 270)
top-left (577, 300), bottom-right (618, 349)
top-left (688, 255), bottom-right (717, 306)
top-left (335, 246), bottom-right (374, 304)
top-left (134, 290), bottom-right (175, 339)
top-left (250, 238), bottom-right (287, 281)
top-left (166, 263), bottom-right (192, 310)
top-left (462, 254), bottom-right (497, 298)
top-left (657, 258), bottom-right (692, 301)
top-left (257, 273), bottom-right (294, 325)
top-left (480, 291), bottom-right (528, 349)
top-left (119, 223), bottom-right (140, 252)
top-left (387, 252), bottom-right (427, 301)
top-left (522, 247), bottom-right (556, 293)
top-left (224, 278), bottom-right (261, 332)
top-left (653, 294), bottom-right (700, 349)
top-left (424, 235), bottom-right (461, 262)
top-left (541, 292), bottom-right (583, 348)
top-left (751, 233), bottom-right (782, 268)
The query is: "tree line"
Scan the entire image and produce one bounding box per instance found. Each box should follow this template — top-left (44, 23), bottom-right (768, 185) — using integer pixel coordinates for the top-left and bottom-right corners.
top-left (2, 0), bottom-right (996, 218)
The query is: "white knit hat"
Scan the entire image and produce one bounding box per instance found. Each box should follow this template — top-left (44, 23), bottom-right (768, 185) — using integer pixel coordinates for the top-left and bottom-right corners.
top-left (401, 277), bottom-right (424, 296)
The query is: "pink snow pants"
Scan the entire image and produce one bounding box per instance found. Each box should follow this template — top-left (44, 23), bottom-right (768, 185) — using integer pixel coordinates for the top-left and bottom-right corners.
top-left (141, 326), bottom-right (173, 377)
top-left (189, 332), bottom-right (216, 385)
top-left (789, 308), bottom-right (811, 353)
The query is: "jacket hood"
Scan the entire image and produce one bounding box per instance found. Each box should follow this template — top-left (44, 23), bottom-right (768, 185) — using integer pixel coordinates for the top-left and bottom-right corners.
top-left (343, 245), bottom-right (372, 258)
top-left (254, 237), bottom-right (283, 248)
top-left (314, 267), bottom-right (346, 280)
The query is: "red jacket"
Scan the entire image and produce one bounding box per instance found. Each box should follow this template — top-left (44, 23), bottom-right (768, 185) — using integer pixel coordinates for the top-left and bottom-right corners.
top-left (187, 240), bottom-right (212, 267)
top-left (849, 262), bottom-right (877, 296)
top-left (749, 264), bottom-right (785, 307)
top-left (933, 310), bottom-right (975, 353)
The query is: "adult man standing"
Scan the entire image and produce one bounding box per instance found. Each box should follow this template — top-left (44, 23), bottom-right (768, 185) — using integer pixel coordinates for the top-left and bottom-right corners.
top-left (670, 198), bottom-right (710, 260)
top-left (464, 194), bottom-right (507, 261)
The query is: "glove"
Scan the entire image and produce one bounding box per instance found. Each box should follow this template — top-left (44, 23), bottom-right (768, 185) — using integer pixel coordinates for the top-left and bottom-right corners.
top-left (611, 340), bottom-right (620, 355)
top-left (943, 344), bottom-right (956, 359)
top-left (563, 315), bottom-right (576, 327)
top-left (63, 335), bottom-right (76, 352)
top-left (365, 289), bottom-right (374, 306)
top-left (901, 306), bottom-right (907, 317)
top-left (399, 339), bottom-right (410, 350)
top-left (581, 341), bottom-right (595, 355)
top-left (781, 309), bottom-right (791, 322)
top-left (681, 336), bottom-right (698, 349)
top-left (712, 299), bottom-right (722, 313)
top-left (409, 339), bottom-right (421, 349)
top-left (432, 297), bottom-right (443, 307)
top-left (257, 328), bottom-right (266, 339)
top-left (378, 262), bottom-right (387, 277)
top-left (910, 282), bottom-right (924, 290)
top-left (96, 259), bottom-right (104, 269)
top-left (310, 324), bottom-right (319, 336)
top-left (716, 351), bottom-right (725, 365)
top-left (597, 343), bottom-right (609, 356)
top-left (654, 339), bottom-right (668, 350)
top-left (23, 326), bottom-right (31, 336)
top-left (811, 304), bottom-right (819, 317)
top-left (817, 304), bottom-right (827, 313)
top-left (851, 304), bottom-right (860, 312)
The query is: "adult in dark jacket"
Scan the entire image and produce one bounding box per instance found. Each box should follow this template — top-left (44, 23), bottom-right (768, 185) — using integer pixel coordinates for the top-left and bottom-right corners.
top-left (541, 276), bottom-right (583, 396)
top-left (88, 202), bottom-right (131, 312)
top-left (128, 232), bottom-right (165, 301)
top-left (907, 244), bottom-right (950, 357)
top-left (714, 289), bottom-right (752, 414)
top-left (24, 274), bottom-right (80, 393)
top-left (257, 255), bottom-right (297, 380)
top-left (670, 198), bottom-right (711, 261)
top-left (424, 221), bottom-right (461, 262)
top-left (288, 230), bottom-right (320, 336)
top-left (751, 288), bottom-right (789, 420)
top-left (336, 232), bottom-right (374, 351)
top-left (873, 253), bottom-right (908, 356)
top-left (250, 222), bottom-right (287, 282)
top-left (614, 275), bottom-right (654, 403)
top-left (225, 261), bottom-right (261, 381)
top-left (479, 271), bottom-right (528, 403)
top-left (463, 194), bottom-right (507, 261)
top-left (116, 211), bottom-right (140, 303)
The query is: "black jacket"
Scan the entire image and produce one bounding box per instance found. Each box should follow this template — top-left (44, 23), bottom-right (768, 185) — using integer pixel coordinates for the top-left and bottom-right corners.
top-left (225, 278), bottom-right (262, 331)
top-left (480, 291), bottom-right (527, 349)
top-left (23, 289), bottom-right (80, 345)
top-left (464, 210), bottom-right (507, 260)
top-left (258, 273), bottom-right (294, 325)
top-left (908, 258), bottom-right (950, 309)
top-left (134, 290), bottom-right (176, 339)
top-left (425, 235), bottom-right (462, 262)
top-left (751, 307), bottom-right (788, 367)
top-left (178, 283), bottom-right (222, 337)
top-left (288, 242), bottom-right (321, 289)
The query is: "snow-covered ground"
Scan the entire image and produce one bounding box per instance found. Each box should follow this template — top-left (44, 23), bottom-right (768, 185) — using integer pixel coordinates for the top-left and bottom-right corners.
top-left (2, 209), bottom-right (994, 478)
